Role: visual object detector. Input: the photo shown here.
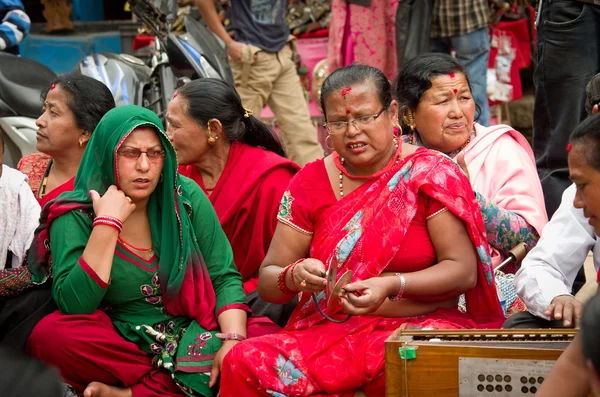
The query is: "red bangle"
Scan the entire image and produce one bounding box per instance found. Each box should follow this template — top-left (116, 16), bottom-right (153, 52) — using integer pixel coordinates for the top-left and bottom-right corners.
top-left (93, 216), bottom-right (123, 233)
top-left (215, 332), bottom-right (246, 342)
top-left (289, 258), bottom-right (304, 287)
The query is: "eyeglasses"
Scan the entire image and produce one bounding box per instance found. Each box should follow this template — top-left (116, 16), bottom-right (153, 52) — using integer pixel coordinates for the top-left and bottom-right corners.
top-left (324, 107), bottom-right (387, 134)
top-left (117, 148), bottom-right (166, 161)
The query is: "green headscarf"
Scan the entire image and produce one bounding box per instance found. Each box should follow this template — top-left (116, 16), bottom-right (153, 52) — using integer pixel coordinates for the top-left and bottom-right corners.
top-left (29, 105), bottom-right (219, 330)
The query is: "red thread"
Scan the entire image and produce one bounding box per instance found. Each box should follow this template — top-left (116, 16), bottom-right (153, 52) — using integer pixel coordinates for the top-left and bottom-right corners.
top-left (449, 72), bottom-right (455, 78)
top-left (453, 88), bottom-right (458, 94)
top-left (346, 109), bottom-right (351, 114)
top-left (341, 87), bottom-right (352, 98)
top-left (50, 83), bottom-right (56, 90)
top-left (566, 143), bottom-right (572, 152)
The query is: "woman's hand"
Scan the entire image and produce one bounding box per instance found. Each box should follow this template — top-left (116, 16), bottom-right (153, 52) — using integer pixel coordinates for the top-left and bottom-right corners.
top-left (209, 340), bottom-right (238, 388)
top-left (292, 258), bottom-right (327, 293)
top-left (339, 277), bottom-right (393, 315)
top-left (90, 185), bottom-right (136, 222)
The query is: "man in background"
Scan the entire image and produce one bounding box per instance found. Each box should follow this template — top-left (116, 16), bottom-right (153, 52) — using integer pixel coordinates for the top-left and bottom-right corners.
top-left (194, 0), bottom-right (323, 166)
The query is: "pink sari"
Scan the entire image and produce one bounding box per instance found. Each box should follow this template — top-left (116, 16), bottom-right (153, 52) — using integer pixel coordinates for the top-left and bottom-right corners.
top-left (220, 147), bottom-right (504, 397)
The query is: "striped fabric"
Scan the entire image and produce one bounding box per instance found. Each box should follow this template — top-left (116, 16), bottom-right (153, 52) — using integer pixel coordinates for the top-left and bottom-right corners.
top-left (0, 0), bottom-right (30, 51)
top-left (431, 0), bottom-right (489, 38)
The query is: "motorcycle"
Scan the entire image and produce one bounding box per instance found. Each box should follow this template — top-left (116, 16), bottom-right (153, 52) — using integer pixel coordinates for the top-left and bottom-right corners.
top-left (78, 0), bottom-right (234, 120)
top-left (0, 53), bottom-right (56, 168)
top-left (0, 0), bottom-right (233, 167)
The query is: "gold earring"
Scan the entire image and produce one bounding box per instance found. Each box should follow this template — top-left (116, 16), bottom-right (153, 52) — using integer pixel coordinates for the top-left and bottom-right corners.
top-left (79, 140), bottom-right (83, 147)
top-left (207, 124), bottom-right (218, 145)
top-left (325, 135), bottom-right (334, 151)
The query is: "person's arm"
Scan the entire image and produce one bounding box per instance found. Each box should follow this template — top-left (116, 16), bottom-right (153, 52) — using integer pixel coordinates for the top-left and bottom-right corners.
top-left (515, 184), bottom-right (594, 324)
top-left (0, 5), bottom-right (30, 50)
top-left (341, 209), bottom-right (478, 316)
top-left (51, 187), bottom-right (134, 314)
top-left (476, 191), bottom-right (540, 255)
top-left (194, 0), bottom-right (244, 60)
top-left (536, 335), bottom-right (591, 397)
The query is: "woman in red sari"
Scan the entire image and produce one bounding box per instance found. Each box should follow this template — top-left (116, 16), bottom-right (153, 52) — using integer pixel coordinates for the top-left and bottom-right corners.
top-left (17, 73), bottom-right (116, 207)
top-left (167, 78), bottom-right (300, 329)
top-left (219, 65), bottom-right (505, 397)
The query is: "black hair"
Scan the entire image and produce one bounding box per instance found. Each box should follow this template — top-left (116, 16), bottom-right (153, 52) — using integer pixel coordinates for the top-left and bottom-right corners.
top-left (393, 53), bottom-right (481, 130)
top-left (41, 73), bottom-right (116, 134)
top-left (320, 64), bottom-right (392, 121)
top-left (585, 72), bottom-right (600, 117)
top-left (581, 293), bottom-right (600, 374)
top-left (176, 78), bottom-right (285, 157)
top-left (570, 112), bottom-right (600, 171)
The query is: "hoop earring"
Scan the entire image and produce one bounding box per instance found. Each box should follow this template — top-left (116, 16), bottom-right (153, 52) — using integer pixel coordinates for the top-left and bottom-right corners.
top-left (325, 134), bottom-right (334, 151)
top-left (394, 124), bottom-right (403, 137)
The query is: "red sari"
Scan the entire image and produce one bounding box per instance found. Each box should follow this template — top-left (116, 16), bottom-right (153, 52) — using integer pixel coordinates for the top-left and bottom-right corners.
top-left (17, 153), bottom-right (75, 207)
top-left (179, 141), bottom-right (299, 293)
top-left (220, 146), bottom-right (504, 397)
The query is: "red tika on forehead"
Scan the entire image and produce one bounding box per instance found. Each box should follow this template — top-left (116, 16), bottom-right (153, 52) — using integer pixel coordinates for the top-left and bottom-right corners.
top-left (449, 72), bottom-right (455, 78)
top-left (566, 143), bottom-right (572, 152)
top-left (346, 109), bottom-right (351, 114)
top-left (173, 91), bottom-right (179, 99)
top-left (50, 83), bottom-right (56, 90)
top-left (341, 86), bottom-right (352, 98)
top-left (453, 88), bottom-right (458, 94)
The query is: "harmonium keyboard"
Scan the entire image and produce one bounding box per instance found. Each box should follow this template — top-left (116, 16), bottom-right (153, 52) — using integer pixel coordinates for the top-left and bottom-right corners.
top-left (385, 325), bottom-right (580, 397)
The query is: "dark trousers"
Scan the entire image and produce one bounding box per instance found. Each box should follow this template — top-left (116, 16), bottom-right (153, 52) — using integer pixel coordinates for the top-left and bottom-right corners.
top-left (533, 0), bottom-right (600, 218)
top-left (503, 310), bottom-right (569, 329)
top-left (0, 283), bottom-right (56, 351)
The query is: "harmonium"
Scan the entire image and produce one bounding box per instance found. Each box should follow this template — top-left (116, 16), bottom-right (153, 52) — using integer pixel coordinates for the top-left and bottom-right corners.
top-left (385, 325), bottom-right (580, 397)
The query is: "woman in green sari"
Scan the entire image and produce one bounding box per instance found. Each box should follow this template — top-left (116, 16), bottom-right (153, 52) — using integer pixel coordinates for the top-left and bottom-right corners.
top-left (26, 105), bottom-right (249, 397)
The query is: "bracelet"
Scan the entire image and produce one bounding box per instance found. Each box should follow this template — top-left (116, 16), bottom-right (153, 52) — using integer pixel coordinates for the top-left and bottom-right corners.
top-left (92, 216), bottom-right (123, 233)
top-left (215, 332), bottom-right (246, 342)
top-left (277, 259), bottom-right (304, 296)
top-left (289, 258), bottom-right (304, 287)
top-left (388, 273), bottom-right (406, 302)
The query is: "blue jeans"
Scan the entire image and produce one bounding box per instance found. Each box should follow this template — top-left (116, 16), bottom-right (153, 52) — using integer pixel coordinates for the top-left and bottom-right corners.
top-left (431, 27), bottom-right (491, 126)
top-left (533, 0), bottom-right (600, 217)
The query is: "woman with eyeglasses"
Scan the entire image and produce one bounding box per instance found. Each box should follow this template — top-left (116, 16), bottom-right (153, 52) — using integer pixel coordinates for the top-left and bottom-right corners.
top-left (395, 54), bottom-right (547, 315)
top-left (217, 65), bottom-right (504, 397)
top-left (26, 105), bottom-right (249, 397)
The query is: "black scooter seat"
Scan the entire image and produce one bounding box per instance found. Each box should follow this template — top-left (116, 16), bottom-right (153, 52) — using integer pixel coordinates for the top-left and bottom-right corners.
top-left (0, 53), bottom-right (57, 118)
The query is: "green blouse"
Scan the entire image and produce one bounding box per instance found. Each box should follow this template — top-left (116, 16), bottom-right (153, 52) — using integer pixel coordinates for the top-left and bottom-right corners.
top-left (50, 178), bottom-right (246, 397)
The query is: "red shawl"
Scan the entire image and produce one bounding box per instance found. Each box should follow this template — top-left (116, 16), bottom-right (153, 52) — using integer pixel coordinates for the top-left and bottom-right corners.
top-left (179, 142), bottom-right (299, 292)
top-left (287, 147), bottom-right (505, 332)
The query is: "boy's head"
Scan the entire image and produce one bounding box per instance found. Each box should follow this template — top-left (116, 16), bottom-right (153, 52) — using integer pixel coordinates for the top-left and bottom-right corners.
top-left (581, 293), bottom-right (600, 396)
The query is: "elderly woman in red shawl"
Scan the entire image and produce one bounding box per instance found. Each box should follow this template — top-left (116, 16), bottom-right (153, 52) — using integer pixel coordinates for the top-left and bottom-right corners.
top-left (218, 65), bottom-right (505, 397)
top-left (167, 78), bottom-right (300, 331)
